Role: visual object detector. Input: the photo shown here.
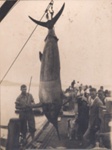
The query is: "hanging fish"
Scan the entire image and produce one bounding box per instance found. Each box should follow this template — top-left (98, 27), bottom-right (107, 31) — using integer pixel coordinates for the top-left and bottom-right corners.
top-left (29, 3), bottom-right (65, 139)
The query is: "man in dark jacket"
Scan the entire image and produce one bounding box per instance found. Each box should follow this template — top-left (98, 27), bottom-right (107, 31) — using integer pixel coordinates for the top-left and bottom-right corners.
top-left (76, 95), bottom-right (89, 143)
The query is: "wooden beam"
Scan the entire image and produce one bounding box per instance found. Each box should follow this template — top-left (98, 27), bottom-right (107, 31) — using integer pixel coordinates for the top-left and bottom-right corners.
top-left (0, 0), bottom-right (18, 22)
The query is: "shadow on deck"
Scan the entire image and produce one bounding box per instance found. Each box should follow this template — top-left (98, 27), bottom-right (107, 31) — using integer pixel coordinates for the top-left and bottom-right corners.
top-left (27, 116), bottom-right (83, 149)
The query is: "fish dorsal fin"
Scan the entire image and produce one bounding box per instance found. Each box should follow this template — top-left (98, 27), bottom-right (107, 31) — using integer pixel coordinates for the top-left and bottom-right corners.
top-left (29, 3), bottom-right (65, 29)
top-left (39, 51), bottom-right (43, 61)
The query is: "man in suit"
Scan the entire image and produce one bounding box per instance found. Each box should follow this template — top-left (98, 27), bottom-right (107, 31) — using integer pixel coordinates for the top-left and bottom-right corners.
top-left (83, 88), bottom-right (103, 148)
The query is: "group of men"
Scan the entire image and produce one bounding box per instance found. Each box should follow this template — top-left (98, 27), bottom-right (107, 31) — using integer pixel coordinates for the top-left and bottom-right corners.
top-left (66, 80), bottom-right (110, 148)
top-left (15, 82), bottom-right (110, 147)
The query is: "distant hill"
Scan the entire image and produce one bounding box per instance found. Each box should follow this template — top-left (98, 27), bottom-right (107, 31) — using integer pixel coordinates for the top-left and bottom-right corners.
top-left (1, 80), bottom-right (38, 87)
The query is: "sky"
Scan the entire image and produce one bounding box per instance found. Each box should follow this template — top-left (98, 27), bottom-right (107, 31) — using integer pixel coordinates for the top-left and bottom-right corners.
top-left (0, 0), bottom-right (112, 90)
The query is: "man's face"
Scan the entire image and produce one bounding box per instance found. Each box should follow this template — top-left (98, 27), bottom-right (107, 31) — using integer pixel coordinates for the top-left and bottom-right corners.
top-left (98, 91), bottom-right (105, 100)
top-left (86, 93), bottom-right (89, 98)
top-left (90, 91), bottom-right (97, 99)
top-left (21, 87), bottom-right (27, 94)
top-left (79, 86), bottom-right (82, 91)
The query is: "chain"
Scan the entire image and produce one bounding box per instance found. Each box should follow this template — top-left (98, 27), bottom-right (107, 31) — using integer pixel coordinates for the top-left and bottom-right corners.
top-left (45, 0), bottom-right (54, 20)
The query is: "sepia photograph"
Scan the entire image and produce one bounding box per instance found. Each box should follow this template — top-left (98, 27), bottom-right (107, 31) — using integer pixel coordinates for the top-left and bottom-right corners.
top-left (0, 0), bottom-right (112, 149)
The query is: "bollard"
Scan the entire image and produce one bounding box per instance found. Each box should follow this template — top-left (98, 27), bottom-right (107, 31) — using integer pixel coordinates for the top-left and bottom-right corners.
top-left (6, 118), bottom-right (20, 150)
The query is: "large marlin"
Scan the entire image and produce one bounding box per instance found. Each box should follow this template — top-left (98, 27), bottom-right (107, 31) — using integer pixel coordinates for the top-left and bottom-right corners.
top-left (29, 3), bottom-right (65, 139)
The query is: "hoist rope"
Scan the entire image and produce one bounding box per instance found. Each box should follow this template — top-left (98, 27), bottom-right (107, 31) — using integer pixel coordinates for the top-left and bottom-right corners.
top-left (46, 0), bottom-right (54, 20)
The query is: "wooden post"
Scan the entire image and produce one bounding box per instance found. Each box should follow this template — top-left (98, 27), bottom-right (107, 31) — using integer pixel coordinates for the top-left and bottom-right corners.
top-left (6, 118), bottom-right (20, 150)
top-left (99, 106), bottom-right (112, 148)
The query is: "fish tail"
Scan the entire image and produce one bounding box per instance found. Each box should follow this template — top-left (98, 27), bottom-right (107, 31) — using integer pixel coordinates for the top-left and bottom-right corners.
top-left (54, 122), bottom-right (61, 140)
top-left (29, 3), bottom-right (65, 29)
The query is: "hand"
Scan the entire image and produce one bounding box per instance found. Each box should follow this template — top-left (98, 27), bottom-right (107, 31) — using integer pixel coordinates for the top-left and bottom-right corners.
top-left (25, 104), bottom-right (31, 108)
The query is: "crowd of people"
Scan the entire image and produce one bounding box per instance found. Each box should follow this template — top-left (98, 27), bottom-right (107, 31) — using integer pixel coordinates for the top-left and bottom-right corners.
top-left (64, 80), bottom-right (112, 148)
top-left (14, 82), bottom-right (111, 148)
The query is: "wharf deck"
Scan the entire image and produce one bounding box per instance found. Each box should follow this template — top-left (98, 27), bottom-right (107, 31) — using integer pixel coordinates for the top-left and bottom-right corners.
top-left (27, 116), bottom-right (83, 149)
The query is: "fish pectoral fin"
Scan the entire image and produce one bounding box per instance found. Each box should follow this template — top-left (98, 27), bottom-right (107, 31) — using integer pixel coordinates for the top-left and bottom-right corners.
top-left (39, 51), bottom-right (43, 61)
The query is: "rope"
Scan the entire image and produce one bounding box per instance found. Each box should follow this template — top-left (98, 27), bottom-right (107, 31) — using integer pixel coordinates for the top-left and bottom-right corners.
top-left (46, 0), bottom-right (54, 20)
top-left (0, 1), bottom-right (53, 85)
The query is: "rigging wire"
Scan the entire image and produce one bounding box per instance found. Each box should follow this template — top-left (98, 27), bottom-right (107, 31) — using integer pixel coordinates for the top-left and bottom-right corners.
top-left (0, 0), bottom-right (54, 85)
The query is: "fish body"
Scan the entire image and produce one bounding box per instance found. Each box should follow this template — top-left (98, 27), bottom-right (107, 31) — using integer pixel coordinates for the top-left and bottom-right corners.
top-left (29, 3), bottom-right (65, 138)
top-left (39, 29), bottom-right (62, 126)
